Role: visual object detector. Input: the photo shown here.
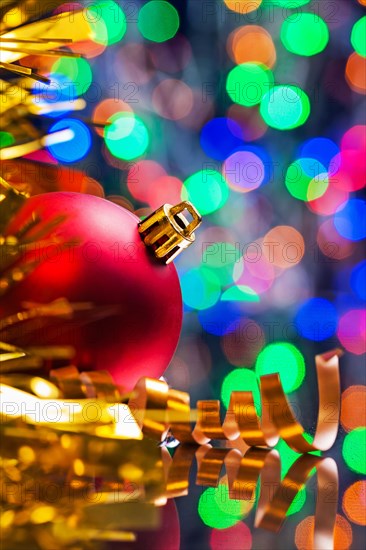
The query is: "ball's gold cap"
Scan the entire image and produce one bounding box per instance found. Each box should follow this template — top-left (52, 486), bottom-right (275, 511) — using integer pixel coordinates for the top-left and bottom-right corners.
top-left (138, 201), bottom-right (202, 264)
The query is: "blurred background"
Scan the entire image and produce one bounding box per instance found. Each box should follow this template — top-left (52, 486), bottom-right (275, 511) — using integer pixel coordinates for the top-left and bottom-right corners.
top-left (1, 0), bottom-right (365, 548)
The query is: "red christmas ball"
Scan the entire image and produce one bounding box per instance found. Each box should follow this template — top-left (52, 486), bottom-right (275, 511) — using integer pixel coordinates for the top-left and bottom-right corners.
top-left (2, 192), bottom-right (201, 389)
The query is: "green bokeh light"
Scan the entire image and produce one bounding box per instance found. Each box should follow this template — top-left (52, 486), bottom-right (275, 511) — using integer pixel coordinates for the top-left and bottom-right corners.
top-left (182, 170), bottom-right (229, 215)
top-left (202, 242), bottom-right (240, 285)
top-left (138, 1), bottom-right (179, 43)
top-left (255, 343), bottom-right (305, 393)
top-left (351, 17), bottom-right (366, 57)
top-left (198, 485), bottom-right (250, 529)
top-left (342, 428), bottom-right (366, 474)
top-left (52, 58), bottom-right (93, 96)
top-left (268, 0), bottom-right (310, 6)
top-left (221, 368), bottom-right (261, 414)
top-left (221, 285), bottom-right (260, 302)
top-left (260, 85), bottom-right (310, 130)
top-left (0, 131), bottom-right (15, 148)
top-left (181, 267), bottom-right (221, 310)
top-left (87, 1), bottom-right (127, 45)
top-left (285, 158), bottom-right (328, 201)
top-left (104, 113), bottom-right (149, 161)
top-left (226, 63), bottom-right (274, 107)
top-left (281, 13), bottom-right (329, 56)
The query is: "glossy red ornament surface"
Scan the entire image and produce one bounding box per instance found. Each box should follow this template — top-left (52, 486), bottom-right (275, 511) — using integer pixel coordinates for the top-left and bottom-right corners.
top-left (2, 192), bottom-right (183, 389)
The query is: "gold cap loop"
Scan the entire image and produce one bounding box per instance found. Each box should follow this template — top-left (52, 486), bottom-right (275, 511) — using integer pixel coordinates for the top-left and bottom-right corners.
top-left (138, 201), bottom-right (202, 264)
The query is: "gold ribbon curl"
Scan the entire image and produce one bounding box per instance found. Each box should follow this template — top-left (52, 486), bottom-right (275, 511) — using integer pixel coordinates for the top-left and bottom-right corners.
top-left (0, 349), bottom-right (342, 452)
top-left (129, 349), bottom-right (342, 452)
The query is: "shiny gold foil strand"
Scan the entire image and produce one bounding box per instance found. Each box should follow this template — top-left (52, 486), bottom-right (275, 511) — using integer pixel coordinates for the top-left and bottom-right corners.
top-left (0, 1), bottom-right (70, 32)
top-left (0, 10), bottom-right (93, 76)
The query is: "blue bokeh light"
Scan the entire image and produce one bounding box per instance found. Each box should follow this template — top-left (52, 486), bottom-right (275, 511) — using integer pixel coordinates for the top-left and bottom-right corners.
top-left (47, 119), bottom-right (92, 163)
top-left (334, 199), bottom-right (366, 242)
top-left (200, 117), bottom-right (244, 161)
top-left (351, 260), bottom-right (366, 301)
top-left (298, 137), bottom-right (339, 170)
top-left (295, 297), bottom-right (338, 341)
top-left (198, 301), bottom-right (242, 336)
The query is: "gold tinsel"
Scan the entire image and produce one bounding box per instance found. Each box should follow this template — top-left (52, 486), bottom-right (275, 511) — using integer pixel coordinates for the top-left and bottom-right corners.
top-left (0, 1), bottom-right (95, 159)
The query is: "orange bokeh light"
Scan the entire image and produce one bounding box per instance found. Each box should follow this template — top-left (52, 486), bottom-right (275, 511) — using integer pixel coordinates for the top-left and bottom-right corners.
top-left (227, 25), bottom-right (276, 68)
top-left (262, 226), bottom-right (305, 269)
top-left (341, 385), bottom-right (366, 432)
top-left (346, 53), bottom-right (366, 94)
top-left (295, 515), bottom-right (353, 550)
top-left (343, 481), bottom-right (366, 526)
top-left (224, 0), bottom-right (262, 13)
top-left (92, 99), bottom-right (133, 137)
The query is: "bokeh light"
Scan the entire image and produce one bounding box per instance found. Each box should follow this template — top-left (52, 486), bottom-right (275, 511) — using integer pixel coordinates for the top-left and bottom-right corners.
top-left (346, 53), bottom-right (366, 94)
top-left (351, 261), bottom-right (366, 301)
top-left (343, 481), bottom-right (366, 526)
top-left (182, 170), bottom-right (229, 215)
top-left (224, 0), bottom-right (262, 13)
top-left (221, 368), bottom-right (261, 411)
top-left (226, 63), bottom-right (274, 107)
top-left (47, 119), bottom-right (91, 163)
top-left (295, 298), bottom-right (337, 341)
top-left (342, 428), bottom-right (366, 474)
top-left (269, 0), bottom-right (310, 5)
top-left (262, 226), bottom-right (305, 269)
top-left (341, 385), bottom-right (366, 432)
top-left (337, 309), bottom-right (366, 355)
top-left (52, 57), bottom-right (93, 97)
top-left (298, 137), bottom-right (339, 170)
top-left (138, 1), bottom-right (179, 43)
top-left (317, 218), bottom-right (356, 260)
top-left (281, 13), bottom-right (329, 56)
top-left (285, 158), bottom-right (328, 201)
top-left (255, 343), bottom-right (305, 393)
top-left (221, 286), bottom-right (260, 302)
top-left (92, 98), bottom-right (133, 137)
top-left (181, 267), bottom-right (221, 310)
top-left (198, 302), bottom-right (242, 336)
top-left (351, 17), bottom-right (366, 57)
top-left (104, 113), bottom-right (149, 161)
top-left (200, 118), bottom-right (244, 161)
top-left (260, 86), bottom-right (310, 130)
top-left (198, 483), bottom-right (252, 530)
top-left (127, 160), bottom-right (166, 202)
top-left (228, 25), bottom-right (276, 68)
top-left (223, 151), bottom-right (265, 193)
top-left (334, 199), bottom-right (366, 241)
top-left (295, 515), bottom-right (353, 550)
top-left (87, 0), bottom-right (127, 45)
top-left (210, 522), bottom-right (252, 550)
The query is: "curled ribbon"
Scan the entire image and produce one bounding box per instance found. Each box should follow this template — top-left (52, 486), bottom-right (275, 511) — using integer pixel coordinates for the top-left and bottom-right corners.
top-left (129, 349), bottom-right (342, 452)
top-left (0, 349), bottom-right (342, 452)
